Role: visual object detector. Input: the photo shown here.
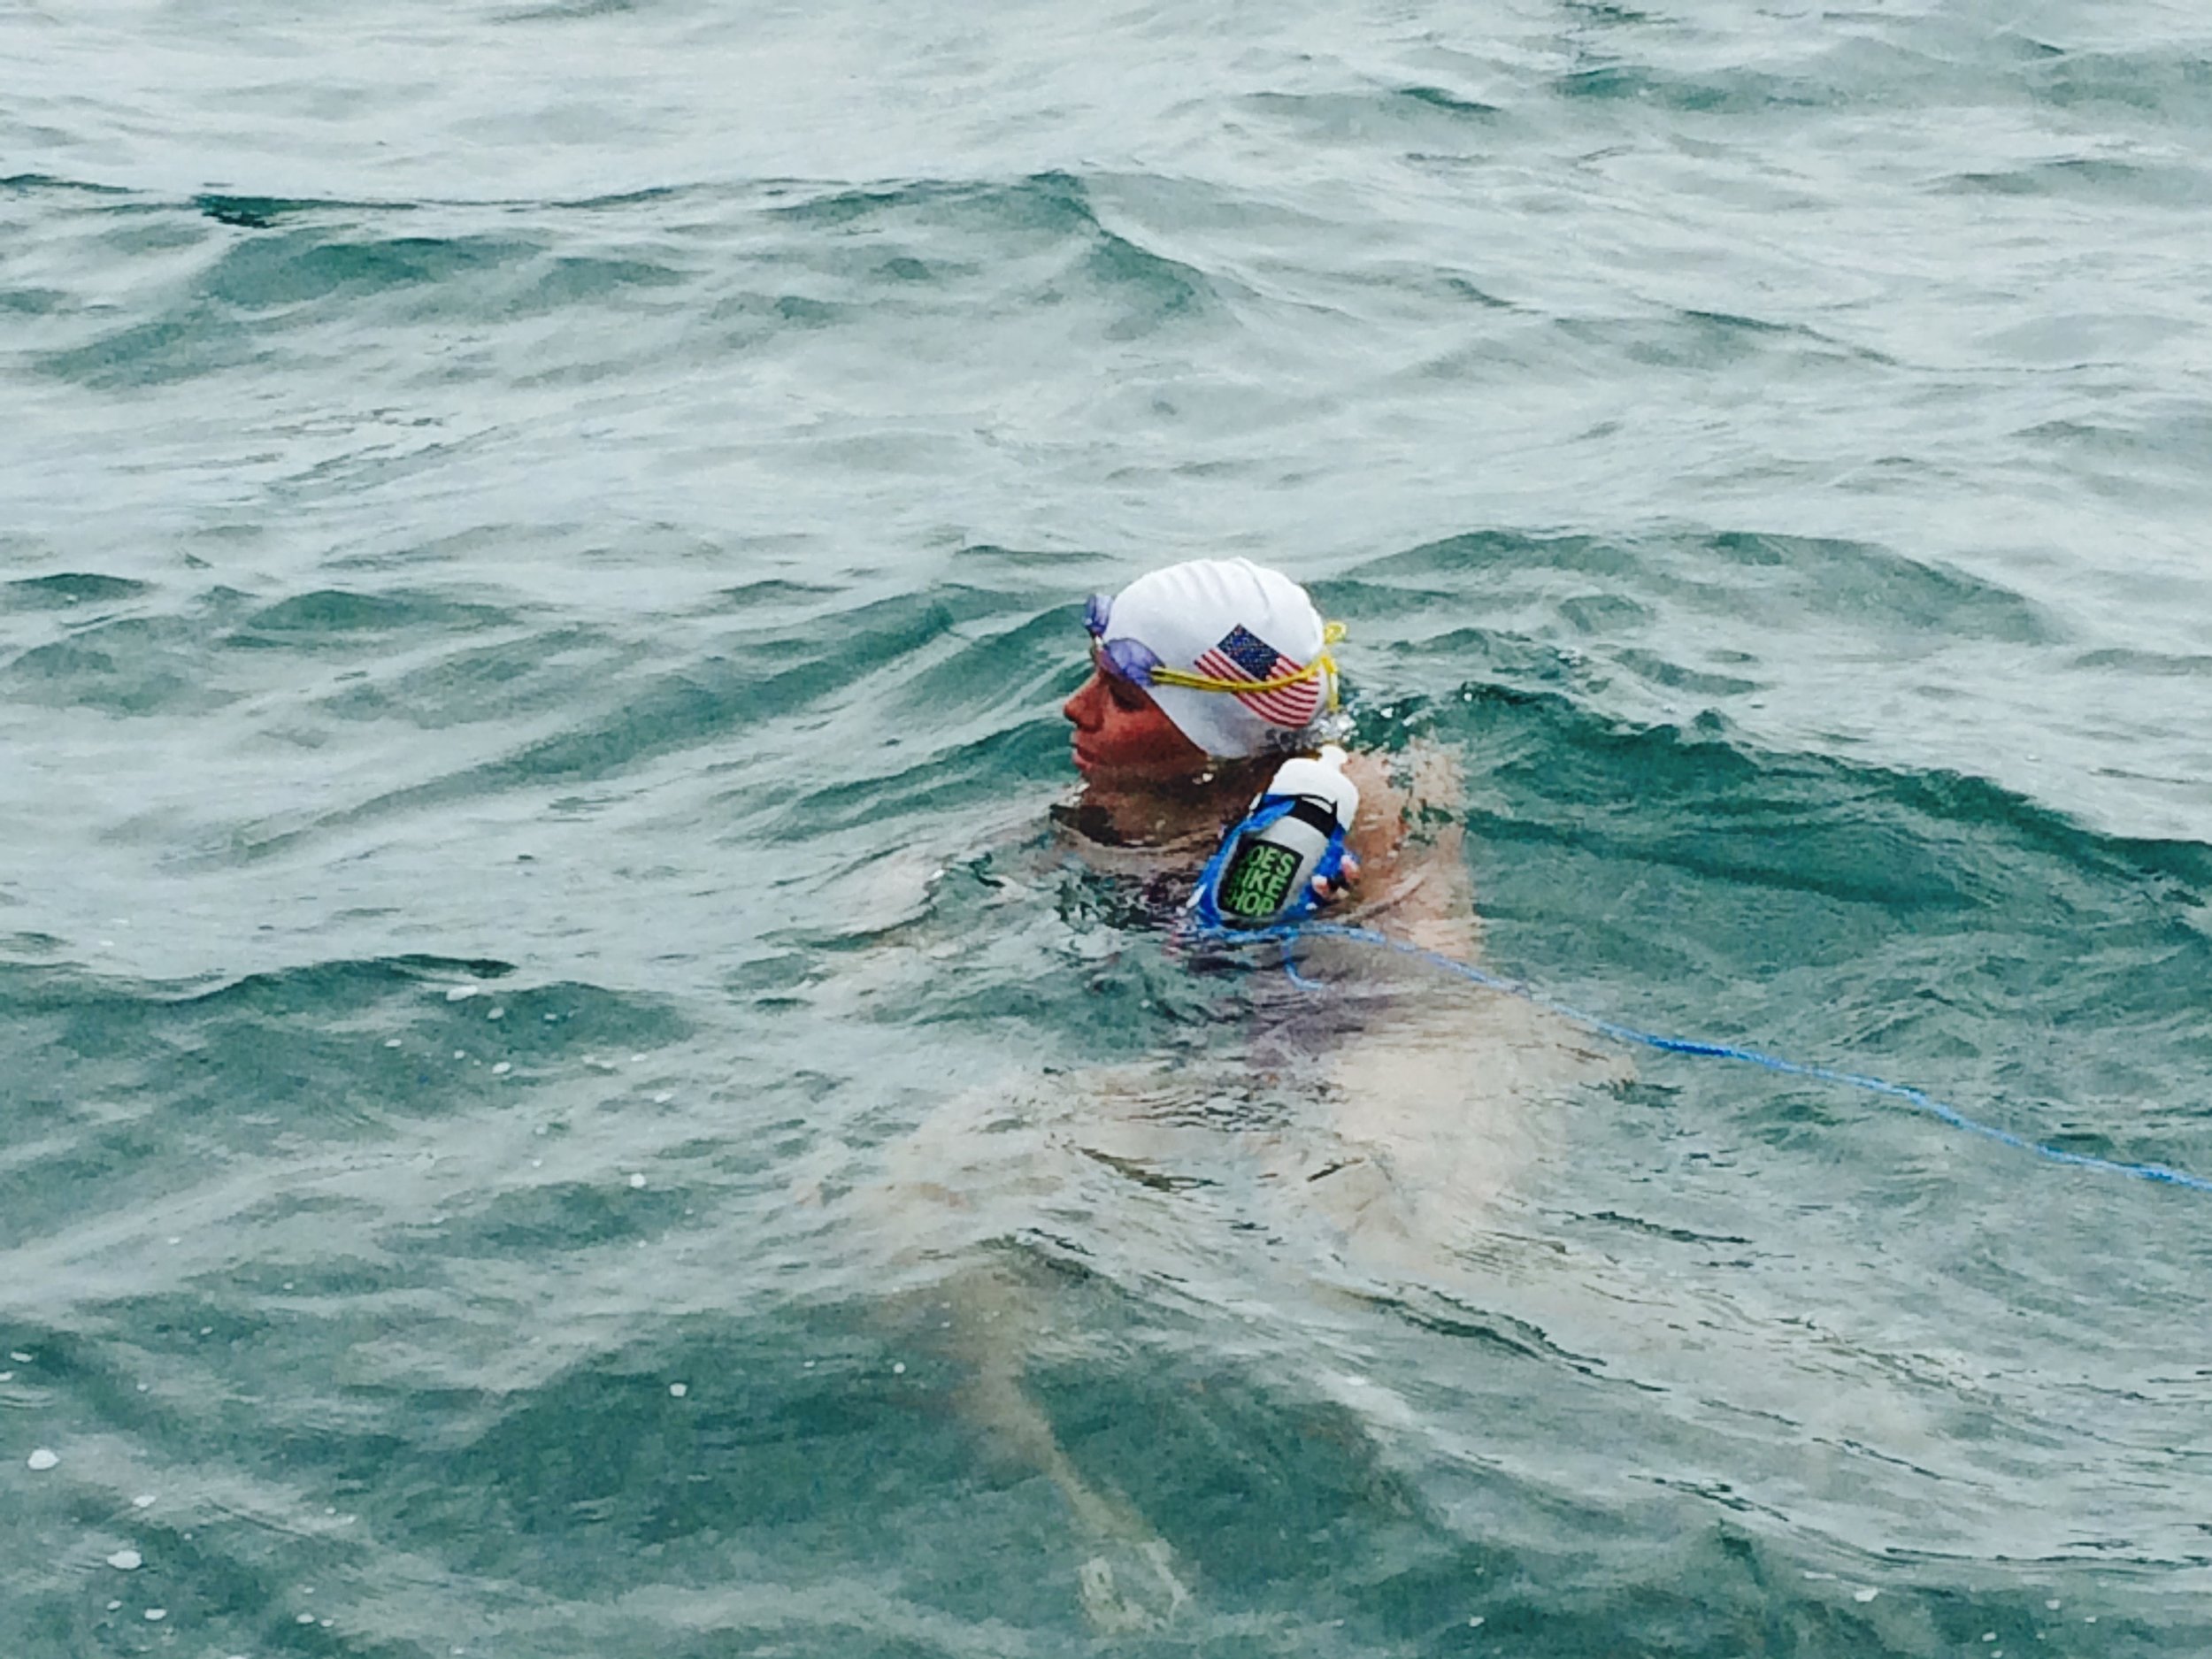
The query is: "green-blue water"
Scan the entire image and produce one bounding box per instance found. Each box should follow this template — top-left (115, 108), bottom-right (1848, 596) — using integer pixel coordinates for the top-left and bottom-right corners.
top-left (6, 3), bottom-right (2212, 1653)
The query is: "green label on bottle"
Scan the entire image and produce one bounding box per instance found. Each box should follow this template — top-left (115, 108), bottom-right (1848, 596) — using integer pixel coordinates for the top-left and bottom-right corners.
top-left (1221, 841), bottom-right (1302, 919)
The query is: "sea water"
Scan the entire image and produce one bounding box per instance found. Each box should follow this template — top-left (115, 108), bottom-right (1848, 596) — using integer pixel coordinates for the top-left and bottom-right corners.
top-left (4, 2), bottom-right (2212, 1654)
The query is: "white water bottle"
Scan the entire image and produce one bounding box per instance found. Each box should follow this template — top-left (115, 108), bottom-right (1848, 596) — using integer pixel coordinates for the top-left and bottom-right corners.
top-left (1207, 745), bottom-right (1361, 925)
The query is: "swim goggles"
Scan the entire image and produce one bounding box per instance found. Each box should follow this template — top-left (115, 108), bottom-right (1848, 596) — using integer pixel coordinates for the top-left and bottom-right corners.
top-left (1083, 592), bottom-right (1345, 707)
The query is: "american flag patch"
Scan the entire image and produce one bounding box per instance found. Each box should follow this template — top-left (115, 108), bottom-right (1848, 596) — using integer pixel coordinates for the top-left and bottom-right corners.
top-left (1194, 625), bottom-right (1323, 727)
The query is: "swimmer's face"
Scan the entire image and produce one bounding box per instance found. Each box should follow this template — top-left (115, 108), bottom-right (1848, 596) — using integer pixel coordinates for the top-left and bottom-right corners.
top-left (1063, 649), bottom-right (1208, 782)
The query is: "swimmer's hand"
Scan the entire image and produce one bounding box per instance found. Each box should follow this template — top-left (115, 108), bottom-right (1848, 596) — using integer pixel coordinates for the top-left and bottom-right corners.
top-left (1310, 852), bottom-right (1361, 905)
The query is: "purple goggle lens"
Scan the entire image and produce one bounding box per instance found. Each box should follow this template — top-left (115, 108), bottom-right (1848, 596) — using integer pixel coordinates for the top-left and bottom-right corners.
top-left (1082, 594), bottom-right (1164, 687)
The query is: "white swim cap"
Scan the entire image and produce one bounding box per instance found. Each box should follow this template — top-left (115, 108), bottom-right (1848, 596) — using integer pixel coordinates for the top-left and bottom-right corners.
top-left (1092, 558), bottom-right (1340, 760)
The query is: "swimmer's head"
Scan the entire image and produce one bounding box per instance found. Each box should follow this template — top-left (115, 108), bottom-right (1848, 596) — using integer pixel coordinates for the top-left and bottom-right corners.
top-left (1064, 558), bottom-right (1340, 780)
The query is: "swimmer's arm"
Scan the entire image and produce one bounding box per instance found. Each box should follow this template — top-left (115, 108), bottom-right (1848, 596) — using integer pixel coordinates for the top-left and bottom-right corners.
top-left (1304, 743), bottom-right (1577, 1256)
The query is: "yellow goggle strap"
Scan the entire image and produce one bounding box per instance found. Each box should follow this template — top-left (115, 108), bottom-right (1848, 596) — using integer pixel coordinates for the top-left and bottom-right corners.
top-left (1146, 621), bottom-right (1346, 711)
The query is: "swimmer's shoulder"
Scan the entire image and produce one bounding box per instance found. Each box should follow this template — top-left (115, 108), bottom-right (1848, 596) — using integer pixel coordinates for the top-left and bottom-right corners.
top-left (1341, 739), bottom-right (1476, 956)
top-left (1343, 739), bottom-right (1465, 864)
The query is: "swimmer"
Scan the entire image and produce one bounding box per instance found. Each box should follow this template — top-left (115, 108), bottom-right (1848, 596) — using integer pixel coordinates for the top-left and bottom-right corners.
top-left (843, 557), bottom-right (1614, 1632)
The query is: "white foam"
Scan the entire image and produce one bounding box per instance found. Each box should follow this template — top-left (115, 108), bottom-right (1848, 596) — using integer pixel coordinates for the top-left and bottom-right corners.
top-left (133, 1494), bottom-right (156, 1508)
top-left (107, 1549), bottom-right (142, 1571)
top-left (445, 986), bottom-right (478, 1002)
top-left (1853, 1588), bottom-right (1878, 1603)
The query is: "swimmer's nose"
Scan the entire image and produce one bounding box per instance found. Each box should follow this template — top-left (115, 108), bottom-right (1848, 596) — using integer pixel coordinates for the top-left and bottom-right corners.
top-left (1063, 670), bottom-right (1104, 731)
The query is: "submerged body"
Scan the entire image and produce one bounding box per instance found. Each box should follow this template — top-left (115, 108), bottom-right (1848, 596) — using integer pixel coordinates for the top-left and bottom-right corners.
top-left (838, 564), bottom-right (1624, 1627)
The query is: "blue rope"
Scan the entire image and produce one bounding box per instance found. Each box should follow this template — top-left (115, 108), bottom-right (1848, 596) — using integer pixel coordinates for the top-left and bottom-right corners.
top-left (1208, 918), bottom-right (2212, 1196)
